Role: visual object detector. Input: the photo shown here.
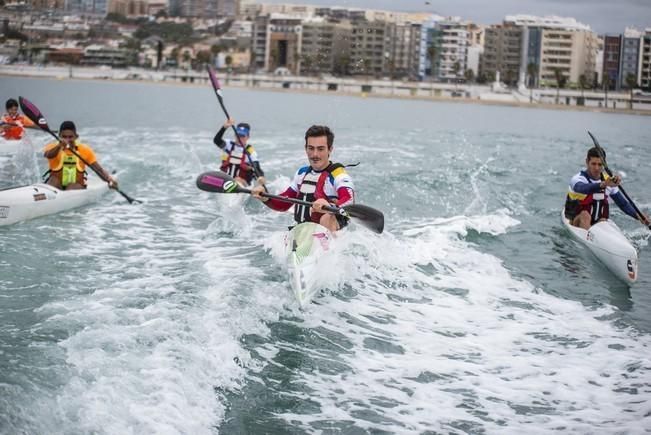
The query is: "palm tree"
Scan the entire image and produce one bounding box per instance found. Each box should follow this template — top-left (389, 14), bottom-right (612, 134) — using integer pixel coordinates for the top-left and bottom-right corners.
top-left (427, 45), bottom-right (436, 96)
top-left (625, 73), bottom-right (637, 109)
top-left (578, 74), bottom-right (587, 98)
top-left (464, 68), bottom-right (474, 83)
top-left (554, 68), bottom-right (567, 104)
top-left (300, 54), bottom-right (314, 76)
top-left (527, 62), bottom-right (537, 103)
top-left (603, 74), bottom-right (611, 108)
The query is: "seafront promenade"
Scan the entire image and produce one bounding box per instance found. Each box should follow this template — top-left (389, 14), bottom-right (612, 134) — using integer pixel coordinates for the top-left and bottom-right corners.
top-left (3, 64), bottom-right (650, 115)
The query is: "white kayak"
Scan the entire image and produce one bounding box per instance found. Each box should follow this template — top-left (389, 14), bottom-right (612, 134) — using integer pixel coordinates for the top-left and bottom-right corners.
top-left (284, 222), bottom-right (333, 307)
top-left (0, 178), bottom-right (111, 226)
top-left (561, 210), bottom-right (638, 284)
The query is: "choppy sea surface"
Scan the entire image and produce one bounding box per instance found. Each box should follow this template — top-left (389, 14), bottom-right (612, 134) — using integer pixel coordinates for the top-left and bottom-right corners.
top-left (1, 76), bottom-right (650, 434)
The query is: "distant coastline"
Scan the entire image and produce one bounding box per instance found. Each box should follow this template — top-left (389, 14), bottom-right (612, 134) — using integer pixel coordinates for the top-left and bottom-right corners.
top-left (3, 65), bottom-right (650, 117)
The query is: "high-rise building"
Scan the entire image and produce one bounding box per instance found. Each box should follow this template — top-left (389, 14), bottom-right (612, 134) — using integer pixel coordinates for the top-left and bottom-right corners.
top-left (348, 19), bottom-right (392, 76)
top-left (65, 0), bottom-right (108, 15)
top-left (299, 18), bottom-right (352, 75)
top-left (620, 28), bottom-right (642, 88)
top-left (641, 30), bottom-right (651, 89)
top-left (251, 14), bottom-right (302, 73)
top-left (482, 15), bottom-right (597, 87)
top-left (169, 0), bottom-right (238, 18)
top-left (481, 23), bottom-right (522, 85)
top-left (603, 35), bottom-right (622, 89)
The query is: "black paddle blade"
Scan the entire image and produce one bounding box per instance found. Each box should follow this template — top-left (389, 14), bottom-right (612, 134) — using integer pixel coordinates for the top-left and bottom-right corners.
top-left (207, 66), bottom-right (222, 93)
top-left (343, 204), bottom-right (385, 234)
top-left (196, 171), bottom-right (243, 194)
top-left (18, 96), bottom-right (52, 134)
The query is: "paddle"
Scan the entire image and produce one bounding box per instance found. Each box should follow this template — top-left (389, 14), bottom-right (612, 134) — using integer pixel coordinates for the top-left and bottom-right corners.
top-left (196, 171), bottom-right (384, 234)
top-left (206, 65), bottom-right (262, 180)
top-left (18, 96), bottom-right (141, 204)
top-left (588, 131), bottom-right (649, 229)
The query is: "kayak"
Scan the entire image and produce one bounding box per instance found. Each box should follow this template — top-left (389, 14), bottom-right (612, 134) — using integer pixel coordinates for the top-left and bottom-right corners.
top-left (284, 222), bottom-right (333, 307)
top-left (560, 210), bottom-right (638, 284)
top-left (0, 178), bottom-right (111, 226)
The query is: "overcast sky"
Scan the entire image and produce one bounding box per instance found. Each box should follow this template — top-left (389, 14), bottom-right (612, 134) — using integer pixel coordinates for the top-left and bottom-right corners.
top-left (258, 0), bottom-right (651, 34)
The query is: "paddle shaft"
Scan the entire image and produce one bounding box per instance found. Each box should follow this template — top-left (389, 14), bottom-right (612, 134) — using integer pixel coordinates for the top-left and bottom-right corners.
top-left (43, 127), bottom-right (139, 204)
top-left (209, 69), bottom-right (262, 179)
top-left (236, 185), bottom-right (342, 215)
top-left (588, 131), bottom-right (649, 228)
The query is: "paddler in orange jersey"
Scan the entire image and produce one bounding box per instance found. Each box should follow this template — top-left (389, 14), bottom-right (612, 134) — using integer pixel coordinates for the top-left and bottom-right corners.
top-left (1, 98), bottom-right (36, 140)
top-left (43, 121), bottom-right (118, 191)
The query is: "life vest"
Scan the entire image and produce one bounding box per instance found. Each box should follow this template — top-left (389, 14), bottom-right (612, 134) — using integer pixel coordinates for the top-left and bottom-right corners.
top-left (1, 114), bottom-right (25, 140)
top-left (221, 141), bottom-right (252, 180)
top-left (564, 172), bottom-right (609, 225)
top-left (50, 147), bottom-right (87, 187)
top-left (294, 162), bottom-right (344, 224)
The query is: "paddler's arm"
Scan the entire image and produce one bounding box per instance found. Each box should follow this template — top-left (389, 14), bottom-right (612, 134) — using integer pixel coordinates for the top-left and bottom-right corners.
top-left (44, 142), bottom-right (65, 159)
top-left (213, 117), bottom-right (235, 149)
top-left (251, 185), bottom-right (295, 211)
top-left (249, 154), bottom-right (265, 186)
top-left (572, 181), bottom-right (603, 194)
top-left (21, 116), bottom-right (36, 129)
top-left (311, 187), bottom-right (354, 214)
top-left (610, 190), bottom-right (648, 223)
top-left (89, 162), bottom-right (118, 189)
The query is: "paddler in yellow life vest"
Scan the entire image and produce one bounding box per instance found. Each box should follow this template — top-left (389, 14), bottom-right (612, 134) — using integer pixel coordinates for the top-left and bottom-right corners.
top-left (1, 98), bottom-right (36, 141)
top-left (43, 121), bottom-right (117, 191)
top-left (213, 117), bottom-right (266, 188)
top-left (564, 146), bottom-right (649, 230)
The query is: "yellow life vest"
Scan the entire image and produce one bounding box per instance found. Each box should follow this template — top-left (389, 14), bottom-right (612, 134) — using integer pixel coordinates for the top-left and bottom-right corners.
top-left (51, 145), bottom-right (87, 187)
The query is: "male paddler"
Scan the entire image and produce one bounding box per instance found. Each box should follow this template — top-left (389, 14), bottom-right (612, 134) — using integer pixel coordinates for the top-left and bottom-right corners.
top-left (43, 121), bottom-right (117, 190)
top-left (251, 125), bottom-right (354, 232)
top-left (213, 117), bottom-right (266, 188)
top-left (1, 98), bottom-right (36, 140)
top-left (564, 146), bottom-right (649, 229)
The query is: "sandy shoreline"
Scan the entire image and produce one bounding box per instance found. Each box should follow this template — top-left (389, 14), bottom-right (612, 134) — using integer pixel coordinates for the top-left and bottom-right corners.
top-left (3, 68), bottom-right (650, 117)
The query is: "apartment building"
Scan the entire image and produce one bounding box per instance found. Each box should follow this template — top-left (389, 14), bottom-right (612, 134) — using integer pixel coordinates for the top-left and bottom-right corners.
top-left (603, 35), bottom-right (622, 89)
top-left (387, 22), bottom-right (422, 80)
top-left (619, 28), bottom-right (642, 88)
top-left (641, 31), bottom-right (651, 89)
top-left (539, 28), bottom-right (598, 86)
top-left (168, 0), bottom-right (238, 17)
top-left (107, 0), bottom-right (148, 17)
top-left (299, 18), bottom-right (352, 75)
top-left (481, 23), bottom-right (522, 85)
top-left (251, 14), bottom-right (302, 73)
top-left (348, 19), bottom-right (391, 76)
top-left (482, 15), bottom-right (597, 87)
top-left (430, 18), bottom-right (469, 82)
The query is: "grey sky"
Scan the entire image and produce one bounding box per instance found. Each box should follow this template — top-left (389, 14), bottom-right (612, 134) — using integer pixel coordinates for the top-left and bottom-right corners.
top-left (258, 0), bottom-right (651, 34)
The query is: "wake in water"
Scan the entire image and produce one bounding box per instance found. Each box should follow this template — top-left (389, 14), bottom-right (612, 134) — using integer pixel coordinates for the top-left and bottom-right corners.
top-left (224, 213), bottom-right (651, 433)
top-left (2, 89), bottom-right (651, 435)
top-left (0, 136), bottom-right (41, 188)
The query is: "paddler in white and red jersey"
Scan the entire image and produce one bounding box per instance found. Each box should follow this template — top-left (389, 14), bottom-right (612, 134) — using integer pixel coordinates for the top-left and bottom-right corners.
top-left (213, 117), bottom-right (266, 188)
top-left (564, 146), bottom-right (649, 229)
top-left (251, 125), bottom-right (355, 232)
top-left (1, 98), bottom-right (36, 140)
